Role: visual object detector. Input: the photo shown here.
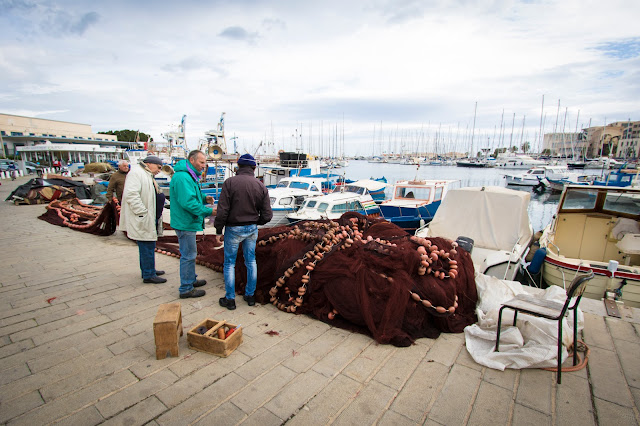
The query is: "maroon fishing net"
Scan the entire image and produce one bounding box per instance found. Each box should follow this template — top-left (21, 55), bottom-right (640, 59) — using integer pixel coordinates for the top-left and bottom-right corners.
top-left (156, 212), bottom-right (477, 347)
top-left (38, 198), bottom-right (119, 236)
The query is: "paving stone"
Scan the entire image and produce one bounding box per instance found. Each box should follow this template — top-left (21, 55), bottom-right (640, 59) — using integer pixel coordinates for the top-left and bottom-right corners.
top-left (333, 379), bottom-right (396, 426)
top-left (511, 403), bottom-right (551, 426)
top-left (588, 345), bottom-right (634, 407)
top-left (377, 409), bottom-right (417, 425)
top-left (467, 381), bottom-right (512, 426)
top-left (96, 369), bottom-right (178, 418)
top-left (424, 333), bottom-right (464, 367)
top-left (342, 340), bottom-right (395, 383)
top-left (582, 313), bottom-right (614, 349)
top-left (312, 332), bottom-right (372, 378)
top-left (288, 320), bottom-right (332, 345)
top-left (264, 369), bottom-right (330, 419)
top-left (235, 338), bottom-right (300, 382)
top-left (0, 362), bottom-right (31, 386)
top-left (287, 374), bottom-right (361, 426)
top-left (167, 350), bottom-right (218, 378)
top-left (31, 314), bottom-right (113, 346)
top-left (232, 364), bottom-right (297, 414)
top-left (372, 341), bottom-right (430, 390)
top-left (390, 359), bottom-right (449, 423)
top-left (555, 374), bottom-right (595, 425)
top-left (101, 396), bottom-right (168, 426)
top-left (0, 339), bottom-right (34, 362)
top-left (612, 338), bottom-right (640, 389)
top-left (593, 397), bottom-right (638, 426)
top-left (155, 372), bottom-right (247, 426)
top-left (8, 369), bottom-right (138, 425)
top-left (156, 351), bottom-right (250, 408)
top-left (515, 368), bottom-right (553, 414)
top-left (606, 317), bottom-right (640, 344)
top-left (428, 364), bottom-right (483, 424)
top-left (193, 401), bottom-right (246, 426)
top-left (240, 407), bottom-right (283, 426)
top-left (456, 344), bottom-right (483, 371)
top-left (0, 389), bottom-right (43, 423)
top-left (281, 328), bottom-right (348, 373)
top-left (482, 366), bottom-right (517, 390)
top-left (50, 406), bottom-right (104, 426)
top-left (0, 319), bottom-right (38, 337)
top-left (107, 330), bottom-right (153, 356)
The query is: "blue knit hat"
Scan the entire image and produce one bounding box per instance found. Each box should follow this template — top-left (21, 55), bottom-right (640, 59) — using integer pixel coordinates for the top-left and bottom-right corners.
top-left (237, 153), bottom-right (257, 166)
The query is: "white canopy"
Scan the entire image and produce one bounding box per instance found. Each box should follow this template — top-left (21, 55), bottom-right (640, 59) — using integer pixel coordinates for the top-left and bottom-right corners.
top-left (427, 186), bottom-right (532, 251)
top-left (349, 179), bottom-right (389, 191)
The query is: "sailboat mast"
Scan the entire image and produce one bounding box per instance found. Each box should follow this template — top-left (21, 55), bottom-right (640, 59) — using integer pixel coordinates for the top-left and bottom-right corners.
top-left (470, 102), bottom-right (477, 157)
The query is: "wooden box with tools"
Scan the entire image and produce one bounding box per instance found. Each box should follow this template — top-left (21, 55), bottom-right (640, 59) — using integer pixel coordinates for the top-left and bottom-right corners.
top-left (187, 319), bottom-right (242, 357)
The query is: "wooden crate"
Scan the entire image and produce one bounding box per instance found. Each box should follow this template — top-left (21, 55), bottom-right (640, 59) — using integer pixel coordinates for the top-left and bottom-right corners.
top-left (153, 302), bottom-right (183, 360)
top-left (187, 318), bottom-right (242, 357)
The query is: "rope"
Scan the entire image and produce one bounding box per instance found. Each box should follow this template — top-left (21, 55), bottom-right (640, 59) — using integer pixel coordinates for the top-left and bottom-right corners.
top-left (541, 339), bottom-right (590, 373)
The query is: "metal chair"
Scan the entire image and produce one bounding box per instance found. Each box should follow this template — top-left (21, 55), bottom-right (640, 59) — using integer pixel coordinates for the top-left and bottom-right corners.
top-left (494, 271), bottom-right (594, 384)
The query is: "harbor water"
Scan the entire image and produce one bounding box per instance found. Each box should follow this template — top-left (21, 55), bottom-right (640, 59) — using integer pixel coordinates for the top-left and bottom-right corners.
top-left (340, 160), bottom-right (607, 233)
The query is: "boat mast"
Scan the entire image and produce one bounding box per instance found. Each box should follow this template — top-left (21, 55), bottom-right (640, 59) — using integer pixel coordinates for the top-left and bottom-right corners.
top-left (470, 102), bottom-right (477, 157)
top-left (538, 95), bottom-right (544, 154)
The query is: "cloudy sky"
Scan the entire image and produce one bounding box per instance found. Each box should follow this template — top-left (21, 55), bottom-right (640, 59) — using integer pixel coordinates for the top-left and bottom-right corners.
top-left (1, 0), bottom-right (639, 157)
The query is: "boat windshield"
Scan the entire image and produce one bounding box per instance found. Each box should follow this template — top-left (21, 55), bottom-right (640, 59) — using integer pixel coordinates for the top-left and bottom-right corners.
top-left (289, 181), bottom-right (310, 190)
top-left (343, 185), bottom-right (365, 195)
top-left (395, 186), bottom-right (431, 201)
top-left (276, 181), bottom-right (290, 188)
top-left (562, 188), bottom-right (598, 210)
top-left (317, 202), bottom-right (328, 213)
top-left (603, 192), bottom-right (640, 216)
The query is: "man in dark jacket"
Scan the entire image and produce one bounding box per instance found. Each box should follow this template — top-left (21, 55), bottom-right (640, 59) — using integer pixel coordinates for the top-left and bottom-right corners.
top-left (215, 153), bottom-right (272, 310)
top-left (106, 160), bottom-right (129, 202)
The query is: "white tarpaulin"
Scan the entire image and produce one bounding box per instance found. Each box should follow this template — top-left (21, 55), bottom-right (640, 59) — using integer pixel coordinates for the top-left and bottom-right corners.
top-left (427, 186), bottom-right (533, 251)
top-left (464, 273), bottom-right (583, 370)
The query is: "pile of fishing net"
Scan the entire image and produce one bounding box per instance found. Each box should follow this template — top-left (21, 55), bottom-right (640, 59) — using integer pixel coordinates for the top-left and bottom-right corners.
top-left (38, 198), bottom-right (119, 236)
top-left (6, 177), bottom-right (92, 204)
top-left (156, 212), bottom-right (478, 346)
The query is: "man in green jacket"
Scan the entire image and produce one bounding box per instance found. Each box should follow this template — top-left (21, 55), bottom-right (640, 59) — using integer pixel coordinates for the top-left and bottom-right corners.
top-left (170, 150), bottom-right (215, 298)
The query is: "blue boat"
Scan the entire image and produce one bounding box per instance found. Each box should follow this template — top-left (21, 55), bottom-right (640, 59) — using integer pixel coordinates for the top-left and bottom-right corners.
top-left (380, 179), bottom-right (460, 232)
top-left (592, 165), bottom-right (639, 187)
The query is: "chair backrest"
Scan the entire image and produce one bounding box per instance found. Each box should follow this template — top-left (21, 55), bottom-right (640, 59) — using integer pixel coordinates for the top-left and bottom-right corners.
top-left (563, 271), bottom-right (595, 313)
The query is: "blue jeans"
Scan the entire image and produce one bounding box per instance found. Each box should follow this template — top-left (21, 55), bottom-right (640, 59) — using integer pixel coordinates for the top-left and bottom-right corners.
top-left (176, 230), bottom-right (199, 294)
top-left (137, 241), bottom-right (157, 279)
top-left (223, 224), bottom-right (258, 300)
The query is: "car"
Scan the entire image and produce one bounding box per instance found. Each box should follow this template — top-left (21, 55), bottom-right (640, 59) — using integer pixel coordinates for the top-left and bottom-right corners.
top-left (24, 161), bottom-right (44, 174)
top-left (0, 159), bottom-right (16, 172)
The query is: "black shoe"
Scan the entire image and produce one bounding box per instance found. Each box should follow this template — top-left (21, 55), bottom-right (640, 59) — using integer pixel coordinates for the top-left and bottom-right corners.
top-left (193, 279), bottom-right (206, 287)
top-left (219, 297), bottom-right (236, 310)
top-left (155, 270), bottom-right (165, 276)
top-left (143, 276), bottom-right (167, 284)
top-left (243, 294), bottom-right (255, 306)
top-left (180, 289), bottom-right (206, 298)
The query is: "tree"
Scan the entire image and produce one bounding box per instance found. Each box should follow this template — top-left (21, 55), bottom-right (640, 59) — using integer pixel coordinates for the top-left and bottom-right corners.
top-left (521, 141), bottom-right (530, 153)
top-left (509, 146), bottom-right (518, 153)
top-left (492, 147), bottom-right (507, 158)
top-left (99, 130), bottom-right (153, 142)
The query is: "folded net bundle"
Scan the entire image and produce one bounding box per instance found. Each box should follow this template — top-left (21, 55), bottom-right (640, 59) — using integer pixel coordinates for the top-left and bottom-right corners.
top-left (38, 198), bottom-right (119, 236)
top-left (156, 212), bottom-right (477, 347)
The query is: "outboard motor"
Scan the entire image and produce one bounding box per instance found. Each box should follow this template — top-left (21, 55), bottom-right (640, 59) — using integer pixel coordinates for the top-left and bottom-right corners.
top-left (527, 247), bottom-right (547, 275)
top-left (456, 236), bottom-right (474, 254)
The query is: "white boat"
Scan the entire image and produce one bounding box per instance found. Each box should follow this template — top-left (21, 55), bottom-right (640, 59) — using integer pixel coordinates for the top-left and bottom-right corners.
top-left (584, 157), bottom-right (624, 169)
top-left (286, 181), bottom-right (382, 223)
top-left (379, 179), bottom-right (460, 231)
top-left (539, 185), bottom-right (640, 307)
top-left (266, 176), bottom-right (327, 227)
top-left (415, 186), bottom-right (534, 281)
top-left (494, 153), bottom-right (546, 169)
top-left (503, 167), bottom-right (547, 186)
top-left (258, 152), bottom-right (321, 188)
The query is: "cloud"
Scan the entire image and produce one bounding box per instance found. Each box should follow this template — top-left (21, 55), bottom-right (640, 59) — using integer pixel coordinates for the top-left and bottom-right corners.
top-left (218, 26), bottom-right (259, 43)
top-left (0, 1), bottom-right (100, 37)
top-left (161, 56), bottom-right (228, 77)
top-left (593, 37), bottom-right (640, 60)
top-left (262, 17), bottom-right (286, 31)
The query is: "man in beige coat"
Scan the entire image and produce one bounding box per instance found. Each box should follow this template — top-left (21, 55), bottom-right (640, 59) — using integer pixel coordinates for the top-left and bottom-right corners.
top-left (119, 156), bottom-right (167, 284)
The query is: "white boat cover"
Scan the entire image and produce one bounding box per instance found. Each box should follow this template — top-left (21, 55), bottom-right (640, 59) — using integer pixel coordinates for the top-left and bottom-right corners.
top-left (428, 186), bottom-right (532, 251)
top-left (349, 179), bottom-right (389, 191)
top-left (464, 273), bottom-right (583, 370)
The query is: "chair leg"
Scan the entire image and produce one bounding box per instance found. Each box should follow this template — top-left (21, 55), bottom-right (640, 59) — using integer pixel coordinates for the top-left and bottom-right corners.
top-left (557, 320), bottom-right (563, 384)
top-left (513, 310), bottom-right (518, 326)
top-left (573, 309), bottom-right (578, 366)
top-left (495, 306), bottom-right (507, 352)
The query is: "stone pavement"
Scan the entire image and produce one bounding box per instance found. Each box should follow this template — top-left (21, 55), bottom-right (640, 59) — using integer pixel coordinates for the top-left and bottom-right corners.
top-left (0, 176), bottom-right (639, 425)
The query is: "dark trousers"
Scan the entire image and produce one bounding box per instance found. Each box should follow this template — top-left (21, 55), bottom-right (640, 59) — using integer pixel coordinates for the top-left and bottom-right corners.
top-left (137, 240), bottom-right (157, 279)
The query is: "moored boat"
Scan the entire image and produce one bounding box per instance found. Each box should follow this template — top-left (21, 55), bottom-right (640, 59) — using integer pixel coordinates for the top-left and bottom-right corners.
top-left (415, 186), bottom-right (533, 281)
top-left (266, 176), bottom-right (327, 227)
top-left (380, 179), bottom-right (460, 232)
top-left (539, 184), bottom-right (640, 307)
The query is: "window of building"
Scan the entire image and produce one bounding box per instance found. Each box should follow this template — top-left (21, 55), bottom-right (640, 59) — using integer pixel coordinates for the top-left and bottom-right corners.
top-left (11, 132), bottom-right (23, 136)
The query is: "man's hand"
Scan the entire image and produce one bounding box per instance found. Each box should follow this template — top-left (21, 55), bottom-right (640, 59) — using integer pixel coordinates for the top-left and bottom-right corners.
top-left (205, 196), bottom-right (215, 204)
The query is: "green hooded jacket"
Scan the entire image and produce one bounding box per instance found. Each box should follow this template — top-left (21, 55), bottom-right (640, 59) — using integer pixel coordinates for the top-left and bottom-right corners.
top-left (169, 160), bottom-right (214, 231)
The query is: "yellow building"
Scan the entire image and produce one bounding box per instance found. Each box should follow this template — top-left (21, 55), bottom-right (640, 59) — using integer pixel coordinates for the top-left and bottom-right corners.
top-left (0, 113), bottom-right (135, 164)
